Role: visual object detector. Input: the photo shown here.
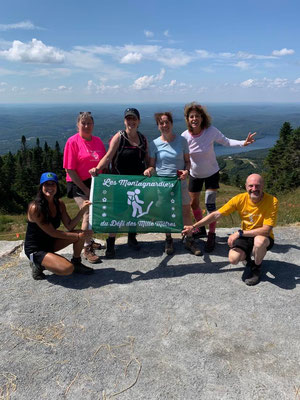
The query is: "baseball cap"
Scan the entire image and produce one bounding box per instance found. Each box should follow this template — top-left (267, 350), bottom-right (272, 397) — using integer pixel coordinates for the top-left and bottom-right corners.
top-left (40, 172), bottom-right (58, 185)
top-left (124, 108), bottom-right (140, 119)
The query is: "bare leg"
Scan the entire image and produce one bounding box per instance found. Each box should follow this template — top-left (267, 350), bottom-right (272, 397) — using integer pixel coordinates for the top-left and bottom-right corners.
top-left (252, 236), bottom-right (270, 265)
top-left (41, 253), bottom-right (74, 275)
top-left (74, 195), bottom-right (91, 246)
top-left (228, 248), bottom-right (247, 265)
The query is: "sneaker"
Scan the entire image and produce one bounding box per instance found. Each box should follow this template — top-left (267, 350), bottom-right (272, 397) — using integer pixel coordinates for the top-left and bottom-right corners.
top-left (245, 261), bottom-right (261, 286)
top-left (71, 257), bottom-right (94, 275)
top-left (192, 226), bottom-right (207, 239)
top-left (91, 240), bottom-right (102, 250)
top-left (165, 237), bottom-right (174, 255)
top-left (105, 237), bottom-right (116, 259)
top-left (30, 261), bottom-right (46, 280)
top-left (83, 245), bottom-right (102, 264)
top-left (128, 233), bottom-right (141, 250)
top-left (184, 236), bottom-right (202, 256)
top-left (204, 232), bottom-right (216, 253)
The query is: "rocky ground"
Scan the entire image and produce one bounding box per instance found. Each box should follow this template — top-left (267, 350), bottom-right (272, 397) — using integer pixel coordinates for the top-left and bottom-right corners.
top-left (0, 226), bottom-right (299, 400)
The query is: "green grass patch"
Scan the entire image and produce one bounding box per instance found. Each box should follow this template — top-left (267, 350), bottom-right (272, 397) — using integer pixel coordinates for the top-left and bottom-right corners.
top-left (0, 184), bottom-right (299, 241)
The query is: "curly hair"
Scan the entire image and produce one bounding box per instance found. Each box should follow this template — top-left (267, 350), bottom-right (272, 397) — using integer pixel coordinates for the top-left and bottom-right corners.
top-left (154, 112), bottom-right (173, 125)
top-left (184, 102), bottom-right (211, 131)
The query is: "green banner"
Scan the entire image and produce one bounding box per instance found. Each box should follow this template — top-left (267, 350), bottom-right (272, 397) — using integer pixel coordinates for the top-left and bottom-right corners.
top-left (90, 174), bottom-right (183, 233)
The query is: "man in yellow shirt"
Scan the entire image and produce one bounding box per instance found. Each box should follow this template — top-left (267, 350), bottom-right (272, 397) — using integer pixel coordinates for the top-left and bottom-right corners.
top-left (182, 174), bottom-right (278, 286)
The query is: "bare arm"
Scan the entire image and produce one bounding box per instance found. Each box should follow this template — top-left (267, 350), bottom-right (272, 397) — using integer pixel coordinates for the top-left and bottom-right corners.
top-left (28, 203), bottom-right (81, 242)
top-left (182, 211), bottom-right (222, 235)
top-left (144, 157), bottom-right (156, 177)
top-left (89, 133), bottom-right (121, 176)
top-left (227, 224), bottom-right (272, 247)
top-left (59, 199), bottom-right (92, 232)
top-left (178, 153), bottom-right (191, 180)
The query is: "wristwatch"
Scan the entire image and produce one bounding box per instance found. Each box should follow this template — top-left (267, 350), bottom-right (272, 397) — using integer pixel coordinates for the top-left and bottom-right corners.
top-left (238, 229), bottom-right (243, 238)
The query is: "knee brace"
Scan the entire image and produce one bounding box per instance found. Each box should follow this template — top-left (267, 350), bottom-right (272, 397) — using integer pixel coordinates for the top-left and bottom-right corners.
top-left (205, 190), bottom-right (217, 213)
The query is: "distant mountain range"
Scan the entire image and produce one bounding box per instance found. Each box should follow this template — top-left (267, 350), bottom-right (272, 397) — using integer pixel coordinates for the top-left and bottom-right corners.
top-left (1, 103), bottom-right (300, 155)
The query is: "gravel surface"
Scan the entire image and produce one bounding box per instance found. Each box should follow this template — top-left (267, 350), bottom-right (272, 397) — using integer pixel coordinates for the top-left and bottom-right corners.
top-left (0, 227), bottom-right (299, 400)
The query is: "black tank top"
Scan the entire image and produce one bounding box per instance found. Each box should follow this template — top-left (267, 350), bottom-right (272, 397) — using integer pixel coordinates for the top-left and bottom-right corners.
top-left (111, 131), bottom-right (147, 175)
top-left (24, 202), bottom-right (61, 256)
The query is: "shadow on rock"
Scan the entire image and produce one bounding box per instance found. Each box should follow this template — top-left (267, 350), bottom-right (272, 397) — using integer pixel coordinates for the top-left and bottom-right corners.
top-left (262, 260), bottom-right (300, 290)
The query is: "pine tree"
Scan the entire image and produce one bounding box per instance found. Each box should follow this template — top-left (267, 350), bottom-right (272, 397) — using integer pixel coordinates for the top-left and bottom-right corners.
top-left (264, 122), bottom-right (300, 193)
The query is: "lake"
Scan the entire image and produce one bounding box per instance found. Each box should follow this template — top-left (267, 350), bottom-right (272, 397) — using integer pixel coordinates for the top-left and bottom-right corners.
top-left (0, 103), bottom-right (299, 155)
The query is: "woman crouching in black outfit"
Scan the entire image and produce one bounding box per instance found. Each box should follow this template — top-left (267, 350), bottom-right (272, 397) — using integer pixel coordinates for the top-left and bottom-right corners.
top-left (24, 172), bottom-right (94, 280)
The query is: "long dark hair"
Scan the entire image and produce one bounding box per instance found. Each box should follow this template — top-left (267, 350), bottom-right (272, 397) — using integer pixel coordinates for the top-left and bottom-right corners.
top-left (30, 183), bottom-right (61, 224)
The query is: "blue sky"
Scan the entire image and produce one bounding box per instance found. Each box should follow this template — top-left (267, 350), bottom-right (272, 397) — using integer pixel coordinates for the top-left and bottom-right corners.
top-left (0, 0), bottom-right (300, 103)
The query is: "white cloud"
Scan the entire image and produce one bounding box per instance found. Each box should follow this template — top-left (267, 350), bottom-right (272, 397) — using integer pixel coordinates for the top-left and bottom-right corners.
top-left (196, 50), bottom-right (213, 58)
top-left (294, 78), bottom-right (300, 84)
top-left (268, 78), bottom-right (288, 88)
top-left (0, 38), bottom-right (64, 63)
top-left (240, 77), bottom-right (289, 88)
top-left (0, 81), bottom-right (8, 86)
top-left (132, 68), bottom-right (165, 90)
top-left (120, 52), bottom-right (143, 64)
top-left (272, 48), bottom-right (295, 56)
top-left (144, 30), bottom-right (154, 38)
top-left (240, 79), bottom-right (256, 88)
top-left (11, 86), bottom-right (24, 92)
top-left (41, 85), bottom-right (72, 92)
top-left (164, 30), bottom-right (170, 37)
top-left (233, 61), bottom-right (250, 70)
top-left (34, 68), bottom-right (72, 77)
top-left (0, 21), bottom-right (39, 31)
top-left (87, 80), bottom-right (120, 93)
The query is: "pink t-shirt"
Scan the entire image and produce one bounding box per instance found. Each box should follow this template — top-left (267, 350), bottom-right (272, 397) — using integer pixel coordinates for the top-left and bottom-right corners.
top-left (63, 133), bottom-right (106, 182)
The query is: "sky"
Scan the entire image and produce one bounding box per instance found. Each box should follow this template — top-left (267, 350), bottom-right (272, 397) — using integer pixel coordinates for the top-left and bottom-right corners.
top-left (0, 0), bottom-right (300, 104)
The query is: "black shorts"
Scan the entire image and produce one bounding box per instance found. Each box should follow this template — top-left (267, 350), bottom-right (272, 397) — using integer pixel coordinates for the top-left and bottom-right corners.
top-left (67, 178), bottom-right (91, 199)
top-left (233, 236), bottom-right (274, 258)
top-left (189, 171), bottom-right (220, 193)
top-left (26, 251), bottom-right (47, 270)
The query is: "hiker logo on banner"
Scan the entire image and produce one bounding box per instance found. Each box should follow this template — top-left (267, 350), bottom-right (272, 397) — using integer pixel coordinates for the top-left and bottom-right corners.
top-left (90, 174), bottom-right (183, 233)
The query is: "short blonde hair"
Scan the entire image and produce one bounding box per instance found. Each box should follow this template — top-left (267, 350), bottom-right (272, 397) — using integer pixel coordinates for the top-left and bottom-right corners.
top-left (184, 102), bottom-right (211, 131)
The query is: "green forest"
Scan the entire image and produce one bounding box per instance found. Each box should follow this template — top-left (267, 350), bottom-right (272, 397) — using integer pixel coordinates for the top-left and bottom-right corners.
top-left (0, 122), bottom-right (299, 215)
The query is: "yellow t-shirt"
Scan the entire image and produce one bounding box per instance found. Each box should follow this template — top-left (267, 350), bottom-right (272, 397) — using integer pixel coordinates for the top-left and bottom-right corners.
top-left (218, 192), bottom-right (278, 239)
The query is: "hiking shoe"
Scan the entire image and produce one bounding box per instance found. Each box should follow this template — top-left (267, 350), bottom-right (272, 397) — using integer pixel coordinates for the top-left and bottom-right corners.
top-left (83, 245), bottom-right (102, 264)
top-left (71, 257), bottom-right (94, 275)
top-left (128, 233), bottom-right (141, 250)
top-left (192, 226), bottom-right (207, 239)
top-left (245, 262), bottom-right (261, 286)
top-left (204, 232), bottom-right (216, 253)
top-left (185, 236), bottom-right (202, 256)
top-left (165, 237), bottom-right (174, 255)
top-left (105, 237), bottom-right (116, 259)
top-left (91, 240), bottom-right (103, 250)
top-left (30, 261), bottom-right (46, 280)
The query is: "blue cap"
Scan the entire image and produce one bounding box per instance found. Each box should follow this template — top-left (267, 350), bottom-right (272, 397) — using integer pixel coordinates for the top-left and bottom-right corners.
top-left (40, 172), bottom-right (58, 185)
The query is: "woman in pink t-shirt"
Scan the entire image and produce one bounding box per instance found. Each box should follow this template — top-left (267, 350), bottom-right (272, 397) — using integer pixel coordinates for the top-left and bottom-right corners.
top-left (63, 112), bottom-right (106, 263)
